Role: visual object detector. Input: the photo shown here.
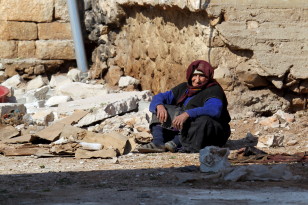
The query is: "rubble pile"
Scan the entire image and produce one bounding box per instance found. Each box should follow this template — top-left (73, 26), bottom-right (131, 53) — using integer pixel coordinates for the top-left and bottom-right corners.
top-left (0, 70), bottom-right (153, 159)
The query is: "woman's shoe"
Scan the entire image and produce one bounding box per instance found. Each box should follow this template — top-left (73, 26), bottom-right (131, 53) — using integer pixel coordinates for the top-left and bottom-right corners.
top-left (137, 142), bottom-right (166, 153)
top-left (165, 141), bottom-right (178, 153)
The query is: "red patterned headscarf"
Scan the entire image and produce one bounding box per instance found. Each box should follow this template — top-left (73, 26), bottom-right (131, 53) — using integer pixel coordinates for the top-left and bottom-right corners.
top-left (176, 60), bottom-right (218, 105)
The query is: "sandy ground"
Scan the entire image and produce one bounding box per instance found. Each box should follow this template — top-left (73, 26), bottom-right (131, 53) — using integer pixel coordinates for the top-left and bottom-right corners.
top-left (0, 114), bottom-right (307, 204)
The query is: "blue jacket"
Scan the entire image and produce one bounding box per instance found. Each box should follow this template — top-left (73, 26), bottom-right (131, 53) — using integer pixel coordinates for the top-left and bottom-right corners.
top-left (149, 90), bottom-right (223, 119)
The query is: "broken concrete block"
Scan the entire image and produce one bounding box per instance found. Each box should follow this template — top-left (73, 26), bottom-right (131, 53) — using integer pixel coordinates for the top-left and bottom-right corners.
top-left (56, 82), bottom-right (108, 100)
top-left (75, 148), bottom-right (117, 159)
top-left (0, 103), bottom-right (26, 117)
top-left (49, 75), bottom-right (72, 88)
top-left (45, 95), bottom-right (72, 107)
top-left (31, 110), bottom-right (54, 125)
top-left (76, 96), bottom-right (138, 127)
top-left (0, 124), bottom-right (19, 141)
top-left (199, 146), bottom-right (230, 173)
top-left (118, 76), bottom-right (140, 88)
top-left (57, 110), bottom-right (89, 125)
top-left (257, 134), bottom-right (284, 148)
top-left (1, 74), bottom-right (22, 88)
top-left (35, 122), bottom-right (66, 142)
top-left (26, 75), bottom-right (46, 91)
top-left (67, 68), bottom-right (81, 82)
top-left (33, 86), bottom-right (49, 100)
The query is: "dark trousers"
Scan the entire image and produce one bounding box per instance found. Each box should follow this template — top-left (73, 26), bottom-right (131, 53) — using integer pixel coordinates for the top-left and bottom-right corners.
top-left (151, 124), bottom-right (181, 146)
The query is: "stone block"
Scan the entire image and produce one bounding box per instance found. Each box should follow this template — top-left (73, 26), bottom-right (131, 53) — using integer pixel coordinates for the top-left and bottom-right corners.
top-left (0, 103), bottom-right (26, 117)
top-left (38, 22), bottom-right (72, 40)
top-left (0, 21), bottom-right (37, 40)
top-left (35, 122), bottom-right (66, 142)
top-left (0, 41), bottom-right (17, 58)
top-left (67, 68), bottom-right (81, 82)
top-left (2, 0), bottom-right (53, 22)
top-left (26, 75), bottom-right (46, 91)
top-left (118, 76), bottom-right (140, 88)
top-left (1, 74), bottom-right (22, 88)
top-left (45, 95), bottom-right (72, 107)
top-left (257, 134), bottom-right (284, 148)
top-left (36, 40), bottom-right (75, 60)
top-left (31, 110), bottom-right (54, 126)
top-left (55, 0), bottom-right (70, 22)
top-left (18, 41), bottom-right (36, 58)
top-left (49, 75), bottom-right (72, 88)
top-left (105, 66), bottom-right (123, 86)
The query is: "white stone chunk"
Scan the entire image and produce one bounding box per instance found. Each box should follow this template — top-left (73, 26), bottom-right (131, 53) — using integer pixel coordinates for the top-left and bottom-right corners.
top-left (67, 68), bottom-right (81, 82)
top-left (56, 82), bottom-right (108, 100)
top-left (118, 76), bottom-right (140, 88)
top-left (34, 86), bottom-right (50, 100)
top-left (199, 146), bottom-right (230, 173)
top-left (26, 75), bottom-right (46, 91)
top-left (49, 75), bottom-right (72, 88)
top-left (45, 95), bottom-right (72, 107)
top-left (31, 110), bottom-right (54, 126)
top-left (257, 134), bottom-right (284, 148)
top-left (1, 75), bottom-right (22, 89)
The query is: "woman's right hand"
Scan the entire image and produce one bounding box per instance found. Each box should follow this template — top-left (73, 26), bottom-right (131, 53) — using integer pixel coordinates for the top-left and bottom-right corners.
top-left (156, 104), bottom-right (167, 123)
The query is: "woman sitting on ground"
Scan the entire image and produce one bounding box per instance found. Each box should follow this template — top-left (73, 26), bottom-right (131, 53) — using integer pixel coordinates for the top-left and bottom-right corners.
top-left (138, 60), bottom-right (231, 153)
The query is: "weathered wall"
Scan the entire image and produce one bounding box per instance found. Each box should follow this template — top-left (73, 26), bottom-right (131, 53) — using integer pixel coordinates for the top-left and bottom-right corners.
top-left (0, 0), bottom-right (74, 79)
top-left (0, 0), bottom-right (307, 116)
top-left (85, 0), bottom-right (308, 115)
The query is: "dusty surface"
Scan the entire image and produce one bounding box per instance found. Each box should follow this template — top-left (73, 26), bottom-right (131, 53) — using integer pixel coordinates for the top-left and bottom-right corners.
top-left (1, 112), bottom-right (308, 204)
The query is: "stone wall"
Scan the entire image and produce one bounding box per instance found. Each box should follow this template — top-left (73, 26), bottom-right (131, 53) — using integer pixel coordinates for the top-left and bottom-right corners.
top-left (0, 0), bottom-right (307, 116)
top-left (0, 0), bottom-right (74, 79)
top-left (85, 0), bottom-right (308, 115)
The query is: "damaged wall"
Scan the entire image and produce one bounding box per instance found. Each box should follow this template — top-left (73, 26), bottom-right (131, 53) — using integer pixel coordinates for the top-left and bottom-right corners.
top-left (0, 0), bottom-right (74, 80)
top-left (85, 0), bottom-right (308, 115)
top-left (0, 0), bottom-right (307, 116)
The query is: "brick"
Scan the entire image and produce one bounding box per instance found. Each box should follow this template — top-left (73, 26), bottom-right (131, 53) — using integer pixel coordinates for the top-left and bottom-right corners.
top-left (18, 41), bottom-right (36, 58)
top-left (38, 22), bottom-right (72, 40)
top-left (36, 40), bottom-right (75, 60)
top-left (0, 21), bottom-right (37, 40)
top-left (1, 0), bottom-right (54, 22)
top-left (55, 0), bottom-right (69, 22)
top-left (0, 41), bottom-right (17, 58)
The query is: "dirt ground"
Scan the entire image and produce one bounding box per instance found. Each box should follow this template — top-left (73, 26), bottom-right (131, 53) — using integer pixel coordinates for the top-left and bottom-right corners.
top-left (0, 113), bottom-right (307, 204)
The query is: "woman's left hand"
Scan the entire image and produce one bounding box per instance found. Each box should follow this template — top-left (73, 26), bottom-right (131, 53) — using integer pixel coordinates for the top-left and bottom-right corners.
top-left (172, 112), bottom-right (189, 130)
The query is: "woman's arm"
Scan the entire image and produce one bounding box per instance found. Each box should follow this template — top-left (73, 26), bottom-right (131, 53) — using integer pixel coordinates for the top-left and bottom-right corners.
top-left (185, 98), bottom-right (223, 119)
top-left (149, 90), bottom-right (175, 113)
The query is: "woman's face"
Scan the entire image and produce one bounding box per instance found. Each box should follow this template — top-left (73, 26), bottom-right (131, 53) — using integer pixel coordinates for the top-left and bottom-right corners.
top-left (191, 73), bottom-right (207, 87)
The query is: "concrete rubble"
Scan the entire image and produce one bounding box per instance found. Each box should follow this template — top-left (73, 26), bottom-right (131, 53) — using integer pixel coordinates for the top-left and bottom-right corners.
top-left (0, 72), bottom-right (153, 159)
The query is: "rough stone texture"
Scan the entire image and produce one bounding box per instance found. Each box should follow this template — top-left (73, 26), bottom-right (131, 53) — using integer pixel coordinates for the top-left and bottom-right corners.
top-left (38, 22), bottom-right (72, 40)
top-left (36, 40), bottom-right (75, 60)
top-left (0, 0), bottom-right (54, 22)
top-left (54, 0), bottom-right (70, 22)
top-left (0, 21), bottom-right (37, 40)
top-left (18, 41), bottom-right (36, 59)
top-left (0, 41), bottom-right (17, 59)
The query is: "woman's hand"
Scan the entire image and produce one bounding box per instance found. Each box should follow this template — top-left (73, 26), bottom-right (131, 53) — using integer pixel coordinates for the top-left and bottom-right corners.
top-left (172, 112), bottom-right (189, 130)
top-left (156, 104), bottom-right (168, 123)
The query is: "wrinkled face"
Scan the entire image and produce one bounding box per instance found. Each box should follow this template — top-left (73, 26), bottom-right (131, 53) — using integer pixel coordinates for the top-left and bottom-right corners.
top-left (191, 73), bottom-right (207, 87)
